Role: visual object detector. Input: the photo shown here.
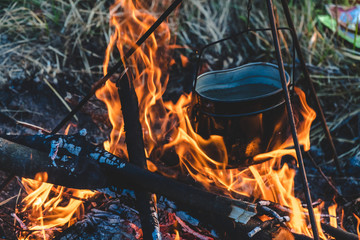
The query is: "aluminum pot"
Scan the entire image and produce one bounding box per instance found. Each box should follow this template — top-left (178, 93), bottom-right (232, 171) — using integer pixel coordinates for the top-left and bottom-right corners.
top-left (190, 62), bottom-right (291, 168)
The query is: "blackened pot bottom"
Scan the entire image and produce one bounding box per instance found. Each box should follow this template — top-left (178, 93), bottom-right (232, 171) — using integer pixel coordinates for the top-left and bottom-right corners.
top-left (190, 62), bottom-right (293, 168)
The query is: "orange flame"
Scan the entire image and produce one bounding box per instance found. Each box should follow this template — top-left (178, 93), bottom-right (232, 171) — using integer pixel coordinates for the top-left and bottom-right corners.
top-left (96, 0), bottom-right (173, 158)
top-left (96, 0), bottom-right (324, 238)
top-left (162, 88), bottom-right (323, 238)
top-left (180, 54), bottom-right (188, 67)
top-left (174, 229), bottom-right (180, 240)
top-left (328, 203), bottom-right (338, 228)
top-left (18, 125), bottom-right (95, 239)
top-left (353, 213), bottom-right (360, 239)
top-left (19, 176), bottom-right (94, 239)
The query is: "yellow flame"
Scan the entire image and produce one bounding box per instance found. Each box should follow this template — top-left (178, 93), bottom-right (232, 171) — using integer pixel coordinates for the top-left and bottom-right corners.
top-left (174, 229), bottom-right (180, 240)
top-left (96, 0), bottom-right (323, 238)
top-left (18, 125), bottom-right (95, 239)
top-left (328, 204), bottom-right (337, 228)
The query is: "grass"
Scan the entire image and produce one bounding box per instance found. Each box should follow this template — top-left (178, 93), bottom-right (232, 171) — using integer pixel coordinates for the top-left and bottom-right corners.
top-left (0, 0), bottom-right (359, 157)
top-left (0, 0), bottom-right (359, 160)
top-left (0, 0), bottom-right (110, 94)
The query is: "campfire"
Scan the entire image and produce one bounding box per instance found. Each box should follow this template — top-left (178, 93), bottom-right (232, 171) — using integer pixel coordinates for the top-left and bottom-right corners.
top-left (94, 0), bottom-right (320, 237)
top-left (1, 0), bottom-right (360, 239)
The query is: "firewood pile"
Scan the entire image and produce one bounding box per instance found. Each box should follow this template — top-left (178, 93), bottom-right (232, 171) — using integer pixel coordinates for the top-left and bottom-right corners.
top-left (1, 0), bottom-right (360, 240)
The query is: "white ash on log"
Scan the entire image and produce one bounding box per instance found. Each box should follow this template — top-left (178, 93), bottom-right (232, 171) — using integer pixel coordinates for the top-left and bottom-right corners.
top-left (0, 134), bottom-right (257, 225)
top-left (0, 134), bottom-right (332, 239)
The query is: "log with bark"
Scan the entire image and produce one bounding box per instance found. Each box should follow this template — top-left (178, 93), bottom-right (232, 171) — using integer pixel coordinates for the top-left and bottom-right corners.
top-left (0, 134), bottom-right (257, 226)
top-left (1, 134), bottom-right (354, 239)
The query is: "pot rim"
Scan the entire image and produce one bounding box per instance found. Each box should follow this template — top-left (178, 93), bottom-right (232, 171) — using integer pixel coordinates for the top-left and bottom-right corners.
top-left (194, 62), bottom-right (290, 103)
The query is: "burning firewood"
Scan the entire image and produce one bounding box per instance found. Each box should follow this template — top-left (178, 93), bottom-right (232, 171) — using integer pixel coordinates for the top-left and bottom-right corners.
top-left (2, 0), bottom-right (359, 238)
top-left (117, 69), bottom-right (161, 239)
top-left (2, 133), bottom-right (355, 239)
top-left (0, 134), bottom-right (258, 226)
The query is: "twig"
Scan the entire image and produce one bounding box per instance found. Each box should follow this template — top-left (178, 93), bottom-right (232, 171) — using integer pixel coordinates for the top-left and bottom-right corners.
top-left (305, 151), bottom-right (346, 203)
top-left (257, 201), bottom-right (286, 221)
top-left (266, 1), bottom-right (319, 239)
top-left (281, 0), bottom-right (342, 175)
top-left (175, 214), bottom-right (213, 240)
top-left (0, 111), bottom-right (50, 134)
top-left (1, 217), bottom-right (33, 232)
top-left (0, 195), bottom-right (17, 207)
top-left (43, 77), bottom-right (78, 122)
top-left (11, 213), bottom-right (28, 230)
top-left (16, 121), bottom-right (51, 134)
top-left (0, 174), bottom-right (15, 193)
top-left (248, 216), bottom-right (290, 238)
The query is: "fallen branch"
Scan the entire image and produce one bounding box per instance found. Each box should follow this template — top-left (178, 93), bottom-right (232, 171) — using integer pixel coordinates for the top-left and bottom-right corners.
top-left (0, 134), bottom-right (324, 239)
top-left (0, 134), bottom-right (257, 225)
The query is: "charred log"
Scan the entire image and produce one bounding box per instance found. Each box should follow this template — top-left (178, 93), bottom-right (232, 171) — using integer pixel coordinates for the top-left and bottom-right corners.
top-left (0, 134), bottom-right (107, 189)
top-left (117, 72), bottom-right (161, 239)
top-left (0, 134), bottom-right (325, 239)
top-left (0, 134), bottom-right (257, 226)
top-left (321, 223), bottom-right (358, 240)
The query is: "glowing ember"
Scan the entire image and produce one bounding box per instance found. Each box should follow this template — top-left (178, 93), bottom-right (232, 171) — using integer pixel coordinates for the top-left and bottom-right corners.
top-left (96, 0), bottom-right (325, 238)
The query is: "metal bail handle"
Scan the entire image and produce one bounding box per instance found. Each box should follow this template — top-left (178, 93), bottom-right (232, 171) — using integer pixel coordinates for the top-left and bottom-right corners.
top-left (192, 27), bottom-right (296, 96)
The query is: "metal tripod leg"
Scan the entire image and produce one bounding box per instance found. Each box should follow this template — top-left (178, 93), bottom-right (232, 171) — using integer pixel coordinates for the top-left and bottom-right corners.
top-left (265, 0), bottom-right (320, 239)
top-left (280, 0), bottom-right (342, 174)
